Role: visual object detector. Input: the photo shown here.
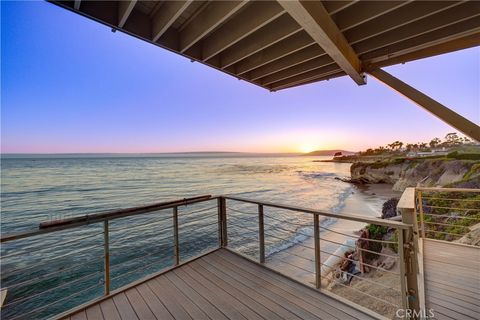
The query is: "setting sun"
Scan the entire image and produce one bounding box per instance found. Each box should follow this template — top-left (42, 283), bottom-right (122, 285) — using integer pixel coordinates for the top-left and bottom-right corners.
top-left (298, 144), bottom-right (319, 153)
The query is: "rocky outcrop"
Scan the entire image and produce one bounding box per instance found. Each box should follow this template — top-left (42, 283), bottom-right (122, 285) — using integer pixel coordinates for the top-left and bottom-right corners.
top-left (351, 159), bottom-right (480, 191)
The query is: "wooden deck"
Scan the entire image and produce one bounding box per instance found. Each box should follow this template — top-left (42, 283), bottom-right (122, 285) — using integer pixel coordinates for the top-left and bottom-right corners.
top-left (423, 239), bottom-right (480, 320)
top-left (65, 249), bottom-right (377, 320)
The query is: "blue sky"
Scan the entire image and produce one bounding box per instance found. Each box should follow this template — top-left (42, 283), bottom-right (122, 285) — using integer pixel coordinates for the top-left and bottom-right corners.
top-left (1, 1), bottom-right (479, 153)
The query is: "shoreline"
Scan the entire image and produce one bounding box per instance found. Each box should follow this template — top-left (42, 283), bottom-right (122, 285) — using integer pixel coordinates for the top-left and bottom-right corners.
top-left (265, 182), bottom-right (401, 287)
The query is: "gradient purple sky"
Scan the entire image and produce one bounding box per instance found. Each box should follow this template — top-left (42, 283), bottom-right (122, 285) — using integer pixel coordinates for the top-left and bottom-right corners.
top-left (1, 1), bottom-right (479, 153)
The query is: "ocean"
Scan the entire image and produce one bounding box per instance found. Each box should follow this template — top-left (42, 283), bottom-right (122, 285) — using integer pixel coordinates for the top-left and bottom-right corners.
top-left (0, 154), bottom-right (383, 319)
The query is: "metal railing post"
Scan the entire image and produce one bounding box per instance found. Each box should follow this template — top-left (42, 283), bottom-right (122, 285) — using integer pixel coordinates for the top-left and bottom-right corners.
top-left (217, 197), bottom-right (223, 247)
top-left (314, 214), bottom-right (321, 290)
top-left (173, 206), bottom-right (180, 265)
top-left (218, 197), bottom-right (228, 247)
top-left (103, 220), bottom-right (110, 296)
top-left (416, 190), bottom-right (426, 239)
top-left (258, 204), bottom-right (265, 263)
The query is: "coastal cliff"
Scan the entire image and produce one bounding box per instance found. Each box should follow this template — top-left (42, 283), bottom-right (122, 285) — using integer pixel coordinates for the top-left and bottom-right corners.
top-left (351, 159), bottom-right (480, 191)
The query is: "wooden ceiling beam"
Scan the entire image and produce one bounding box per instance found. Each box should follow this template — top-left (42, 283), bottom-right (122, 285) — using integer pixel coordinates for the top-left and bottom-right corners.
top-left (322, 1), bottom-right (358, 15)
top-left (249, 45), bottom-right (325, 81)
top-left (118, 1), bottom-right (137, 28)
top-left (344, 1), bottom-right (462, 45)
top-left (219, 14), bottom-right (302, 69)
top-left (152, 1), bottom-right (193, 43)
top-left (361, 17), bottom-right (480, 62)
top-left (354, 2), bottom-right (480, 55)
top-left (179, 1), bottom-right (247, 53)
top-left (279, 0), bottom-right (365, 85)
top-left (275, 71), bottom-right (346, 91)
top-left (333, 0), bottom-right (411, 32)
top-left (363, 33), bottom-right (480, 70)
top-left (260, 56), bottom-right (335, 86)
top-left (201, 1), bottom-right (285, 61)
top-left (269, 65), bottom-right (342, 91)
top-left (369, 68), bottom-right (480, 142)
top-left (234, 32), bottom-right (314, 75)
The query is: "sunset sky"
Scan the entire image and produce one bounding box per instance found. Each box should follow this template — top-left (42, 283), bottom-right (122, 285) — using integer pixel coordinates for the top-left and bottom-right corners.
top-left (1, 1), bottom-right (479, 154)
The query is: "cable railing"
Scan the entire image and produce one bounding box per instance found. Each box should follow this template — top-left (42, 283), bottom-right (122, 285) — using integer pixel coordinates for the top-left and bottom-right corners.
top-left (415, 187), bottom-right (480, 244)
top-left (0, 195), bottom-right (219, 320)
top-left (2, 194), bottom-right (420, 319)
top-left (222, 195), bottom-right (413, 319)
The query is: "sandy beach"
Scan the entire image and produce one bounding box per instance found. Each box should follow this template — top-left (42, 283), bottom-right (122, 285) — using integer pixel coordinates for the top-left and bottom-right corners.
top-left (265, 183), bottom-right (402, 317)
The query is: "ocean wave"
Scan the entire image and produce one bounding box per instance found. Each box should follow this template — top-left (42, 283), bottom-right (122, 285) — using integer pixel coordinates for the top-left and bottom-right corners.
top-left (265, 225), bottom-right (314, 257)
top-left (296, 171), bottom-right (338, 180)
top-left (264, 186), bottom-right (353, 257)
top-left (330, 185), bottom-right (354, 214)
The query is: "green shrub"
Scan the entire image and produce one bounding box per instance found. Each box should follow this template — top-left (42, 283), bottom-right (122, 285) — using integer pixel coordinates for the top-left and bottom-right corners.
top-left (365, 224), bottom-right (388, 260)
top-left (447, 151), bottom-right (459, 158)
top-left (447, 152), bottom-right (480, 160)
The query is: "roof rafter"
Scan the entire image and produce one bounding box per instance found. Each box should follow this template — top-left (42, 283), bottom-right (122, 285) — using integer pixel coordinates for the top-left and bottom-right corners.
top-left (152, 1), bottom-right (193, 43)
top-left (344, 1), bottom-right (462, 45)
top-left (218, 14), bottom-right (302, 69)
top-left (259, 55), bottom-right (334, 86)
top-left (179, 1), bottom-right (248, 53)
top-left (269, 64), bottom-right (341, 91)
top-left (279, 0), bottom-right (365, 85)
top-left (235, 32), bottom-right (315, 75)
top-left (201, 1), bottom-right (285, 61)
top-left (248, 45), bottom-right (325, 81)
top-left (354, 2), bottom-right (480, 56)
top-left (118, 1), bottom-right (137, 28)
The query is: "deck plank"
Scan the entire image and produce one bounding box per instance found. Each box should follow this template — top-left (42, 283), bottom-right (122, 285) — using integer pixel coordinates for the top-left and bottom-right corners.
top-left (71, 310), bottom-right (88, 320)
top-left (155, 275), bottom-right (209, 320)
top-left (194, 257), bottom-right (301, 319)
top-left (219, 249), bottom-right (368, 320)
top-left (209, 251), bottom-right (331, 319)
top-left (423, 240), bottom-right (480, 320)
top-left (426, 289), bottom-right (480, 313)
top-left (112, 293), bottom-right (139, 320)
top-left (99, 299), bottom-right (121, 320)
top-left (124, 288), bottom-right (156, 320)
top-left (163, 271), bottom-right (229, 320)
top-left (193, 258), bottom-right (286, 320)
top-left (177, 266), bottom-right (253, 320)
top-left (135, 283), bottom-right (174, 320)
top-left (66, 249), bottom-right (378, 320)
top-left (212, 254), bottom-right (339, 319)
top-left (85, 304), bottom-right (104, 320)
top-left (146, 276), bottom-right (193, 320)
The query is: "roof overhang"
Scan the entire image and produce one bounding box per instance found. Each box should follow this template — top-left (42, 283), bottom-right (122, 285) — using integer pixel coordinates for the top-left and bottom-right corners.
top-left (50, 0), bottom-right (480, 91)
top-left (48, 1), bottom-right (480, 140)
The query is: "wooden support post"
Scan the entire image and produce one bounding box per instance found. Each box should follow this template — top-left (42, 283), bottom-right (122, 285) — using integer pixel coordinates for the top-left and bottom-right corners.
top-left (369, 68), bottom-right (480, 142)
top-left (173, 206), bottom-right (180, 265)
top-left (398, 229), bottom-right (408, 317)
top-left (258, 204), bottom-right (265, 263)
top-left (103, 220), bottom-right (110, 296)
top-left (398, 188), bottom-right (423, 318)
top-left (313, 214), bottom-right (321, 289)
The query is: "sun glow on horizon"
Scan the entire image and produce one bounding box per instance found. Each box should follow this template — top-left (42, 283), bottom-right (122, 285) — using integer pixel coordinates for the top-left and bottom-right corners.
top-left (298, 144), bottom-right (320, 154)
